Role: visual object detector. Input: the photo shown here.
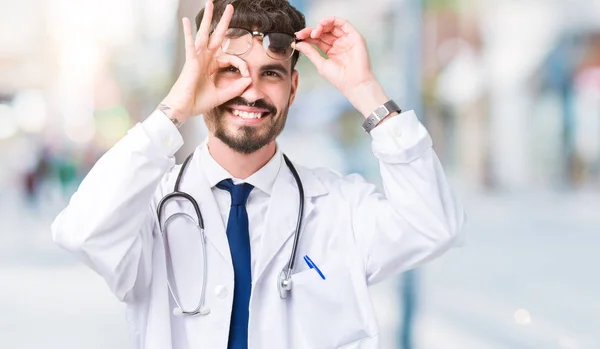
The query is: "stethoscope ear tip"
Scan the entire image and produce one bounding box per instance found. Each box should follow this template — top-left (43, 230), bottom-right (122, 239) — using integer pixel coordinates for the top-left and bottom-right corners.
top-left (173, 307), bottom-right (184, 316)
top-left (198, 307), bottom-right (211, 315)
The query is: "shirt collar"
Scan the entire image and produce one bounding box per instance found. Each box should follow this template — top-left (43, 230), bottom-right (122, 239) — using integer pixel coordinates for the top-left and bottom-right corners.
top-left (200, 141), bottom-right (282, 196)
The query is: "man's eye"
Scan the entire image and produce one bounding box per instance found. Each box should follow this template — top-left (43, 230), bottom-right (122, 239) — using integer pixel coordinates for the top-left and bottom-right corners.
top-left (225, 66), bottom-right (239, 73)
top-left (264, 71), bottom-right (281, 78)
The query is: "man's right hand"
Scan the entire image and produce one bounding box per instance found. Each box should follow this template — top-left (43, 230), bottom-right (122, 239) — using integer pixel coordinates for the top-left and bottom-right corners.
top-left (160, 2), bottom-right (252, 124)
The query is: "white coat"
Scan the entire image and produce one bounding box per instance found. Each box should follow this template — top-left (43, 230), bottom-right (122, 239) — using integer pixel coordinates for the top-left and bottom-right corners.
top-left (52, 110), bottom-right (465, 349)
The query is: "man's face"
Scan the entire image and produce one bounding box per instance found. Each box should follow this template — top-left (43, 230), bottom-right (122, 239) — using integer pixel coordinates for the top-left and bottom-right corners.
top-left (205, 36), bottom-right (299, 154)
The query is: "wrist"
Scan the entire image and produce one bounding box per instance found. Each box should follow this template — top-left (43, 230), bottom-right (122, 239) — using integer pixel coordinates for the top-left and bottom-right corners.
top-left (157, 102), bottom-right (186, 128)
top-left (347, 79), bottom-right (390, 117)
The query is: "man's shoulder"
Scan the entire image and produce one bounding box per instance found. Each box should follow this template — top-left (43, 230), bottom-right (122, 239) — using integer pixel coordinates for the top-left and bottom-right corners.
top-left (150, 163), bottom-right (184, 202)
top-left (295, 164), bottom-right (372, 192)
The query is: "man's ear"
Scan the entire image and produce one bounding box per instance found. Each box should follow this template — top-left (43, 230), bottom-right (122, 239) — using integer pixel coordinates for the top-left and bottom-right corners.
top-left (289, 70), bottom-right (299, 106)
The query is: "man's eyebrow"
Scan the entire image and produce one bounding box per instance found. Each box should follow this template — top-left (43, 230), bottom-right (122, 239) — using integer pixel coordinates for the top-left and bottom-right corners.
top-left (261, 64), bottom-right (289, 76)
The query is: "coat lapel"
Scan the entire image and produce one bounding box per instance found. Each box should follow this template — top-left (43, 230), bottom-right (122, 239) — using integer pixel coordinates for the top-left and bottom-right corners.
top-left (146, 230), bottom-right (172, 349)
top-left (253, 161), bottom-right (328, 284)
top-left (178, 147), bottom-right (232, 265)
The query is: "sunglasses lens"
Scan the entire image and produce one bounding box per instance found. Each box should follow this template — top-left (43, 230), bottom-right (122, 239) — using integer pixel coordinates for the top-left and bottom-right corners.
top-left (264, 33), bottom-right (295, 60)
top-left (222, 29), bottom-right (295, 60)
top-left (222, 28), bottom-right (252, 55)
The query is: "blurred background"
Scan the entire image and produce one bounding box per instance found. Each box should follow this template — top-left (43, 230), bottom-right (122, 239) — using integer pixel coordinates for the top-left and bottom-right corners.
top-left (1, 0), bottom-right (599, 348)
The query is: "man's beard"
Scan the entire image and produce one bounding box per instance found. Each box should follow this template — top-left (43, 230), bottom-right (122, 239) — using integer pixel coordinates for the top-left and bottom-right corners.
top-left (204, 97), bottom-right (288, 154)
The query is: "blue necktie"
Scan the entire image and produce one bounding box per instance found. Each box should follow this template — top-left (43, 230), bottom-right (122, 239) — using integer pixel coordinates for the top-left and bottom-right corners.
top-left (217, 179), bottom-right (254, 349)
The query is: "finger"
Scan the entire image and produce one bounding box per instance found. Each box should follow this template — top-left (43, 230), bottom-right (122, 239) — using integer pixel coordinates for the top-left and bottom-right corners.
top-left (214, 54), bottom-right (250, 77)
top-left (313, 33), bottom-right (337, 46)
top-left (294, 42), bottom-right (326, 72)
top-left (329, 26), bottom-right (346, 38)
top-left (319, 16), bottom-right (351, 31)
top-left (182, 18), bottom-right (196, 61)
top-left (301, 38), bottom-right (332, 54)
top-left (295, 27), bottom-right (314, 40)
top-left (310, 26), bottom-right (345, 39)
top-left (313, 16), bottom-right (352, 38)
top-left (215, 77), bottom-right (252, 105)
top-left (195, 1), bottom-right (214, 49)
top-left (208, 4), bottom-right (234, 50)
top-left (310, 25), bottom-right (346, 44)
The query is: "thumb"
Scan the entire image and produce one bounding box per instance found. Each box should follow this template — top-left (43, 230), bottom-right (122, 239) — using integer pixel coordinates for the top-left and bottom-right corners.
top-left (216, 77), bottom-right (252, 104)
top-left (295, 42), bottom-right (326, 72)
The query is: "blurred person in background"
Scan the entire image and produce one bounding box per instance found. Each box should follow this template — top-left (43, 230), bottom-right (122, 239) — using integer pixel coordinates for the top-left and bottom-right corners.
top-left (51, 0), bottom-right (465, 348)
top-left (22, 146), bottom-right (52, 210)
top-left (572, 33), bottom-right (600, 185)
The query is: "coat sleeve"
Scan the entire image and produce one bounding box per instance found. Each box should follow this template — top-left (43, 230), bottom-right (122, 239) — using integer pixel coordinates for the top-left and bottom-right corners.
top-left (349, 110), bottom-right (466, 285)
top-left (51, 111), bottom-right (183, 301)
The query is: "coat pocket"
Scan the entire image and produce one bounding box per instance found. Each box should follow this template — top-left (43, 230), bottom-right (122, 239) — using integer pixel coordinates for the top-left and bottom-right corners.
top-left (289, 261), bottom-right (372, 349)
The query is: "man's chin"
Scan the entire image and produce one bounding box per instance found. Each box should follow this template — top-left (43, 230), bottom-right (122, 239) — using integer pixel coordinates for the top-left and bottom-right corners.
top-left (215, 130), bottom-right (271, 155)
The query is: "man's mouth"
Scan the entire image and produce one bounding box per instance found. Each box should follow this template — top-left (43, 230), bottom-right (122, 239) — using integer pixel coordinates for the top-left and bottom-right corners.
top-left (231, 109), bottom-right (265, 119)
top-left (226, 106), bottom-right (273, 121)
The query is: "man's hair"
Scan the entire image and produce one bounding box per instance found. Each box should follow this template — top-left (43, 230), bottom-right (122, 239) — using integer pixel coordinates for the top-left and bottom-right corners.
top-left (195, 0), bottom-right (306, 69)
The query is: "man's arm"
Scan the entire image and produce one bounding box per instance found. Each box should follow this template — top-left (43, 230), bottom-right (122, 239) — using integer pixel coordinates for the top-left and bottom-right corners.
top-left (51, 111), bottom-right (183, 301)
top-left (349, 110), bottom-right (465, 284)
top-left (52, 3), bottom-right (250, 301)
top-left (295, 17), bottom-right (466, 283)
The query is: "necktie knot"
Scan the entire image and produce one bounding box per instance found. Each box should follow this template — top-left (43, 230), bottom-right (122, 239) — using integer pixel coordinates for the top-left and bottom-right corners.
top-left (217, 179), bottom-right (254, 206)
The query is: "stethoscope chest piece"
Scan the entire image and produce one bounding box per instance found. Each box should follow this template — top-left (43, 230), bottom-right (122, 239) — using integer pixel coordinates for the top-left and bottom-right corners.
top-left (278, 268), bottom-right (292, 299)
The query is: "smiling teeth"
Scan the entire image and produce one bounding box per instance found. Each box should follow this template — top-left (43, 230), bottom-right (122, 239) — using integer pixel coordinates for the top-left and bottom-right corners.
top-left (233, 110), bottom-right (263, 119)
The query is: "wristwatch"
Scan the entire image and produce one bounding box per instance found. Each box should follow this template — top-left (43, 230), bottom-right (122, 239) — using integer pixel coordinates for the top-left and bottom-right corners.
top-left (362, 100), bottom-right (401, 133)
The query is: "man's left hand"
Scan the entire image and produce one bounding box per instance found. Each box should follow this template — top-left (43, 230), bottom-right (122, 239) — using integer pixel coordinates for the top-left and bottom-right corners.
top-left (295, 17), bottom-right (390, 117)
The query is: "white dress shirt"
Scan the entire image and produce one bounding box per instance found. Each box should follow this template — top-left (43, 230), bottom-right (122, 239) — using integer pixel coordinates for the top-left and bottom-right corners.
top-left (199, 142), bottom-right (283, 275)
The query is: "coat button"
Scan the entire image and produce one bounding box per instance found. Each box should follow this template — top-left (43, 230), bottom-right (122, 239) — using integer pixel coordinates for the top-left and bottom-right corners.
top-left (214, 285), bottom-right (228, 299)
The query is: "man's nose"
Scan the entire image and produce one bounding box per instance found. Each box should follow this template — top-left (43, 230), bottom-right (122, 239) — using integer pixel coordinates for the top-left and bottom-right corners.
top-left (238, 40), bottom-right (268, 104)
top-left (239, 77), bottom-right (266, 105)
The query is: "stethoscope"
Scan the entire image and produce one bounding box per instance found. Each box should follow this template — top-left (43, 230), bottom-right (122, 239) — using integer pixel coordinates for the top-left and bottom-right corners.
top-left (156, 152), bottom-right (304, 316)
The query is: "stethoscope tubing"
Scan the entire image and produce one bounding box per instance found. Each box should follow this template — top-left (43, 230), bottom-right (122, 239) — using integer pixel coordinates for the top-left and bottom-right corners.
top-left (280, 154), bottom-right (304, 287)
top-left (162, 211), bottom-right (209, 316)
top-left (157, 153), bottom-right (209, 315)
top-left (156, 151), bottom-right (304, 315)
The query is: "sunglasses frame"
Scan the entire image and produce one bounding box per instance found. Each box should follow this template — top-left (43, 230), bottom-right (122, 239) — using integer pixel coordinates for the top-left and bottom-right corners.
top-left (221, 28), bottom-right (299, 61)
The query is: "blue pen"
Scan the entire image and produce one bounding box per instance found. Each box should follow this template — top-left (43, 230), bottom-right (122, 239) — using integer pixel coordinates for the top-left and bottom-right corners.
top-left (303, 255), bottom-right (326, 280)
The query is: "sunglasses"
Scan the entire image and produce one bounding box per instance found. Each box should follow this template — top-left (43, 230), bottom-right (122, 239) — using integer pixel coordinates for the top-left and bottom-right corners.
top-left (220, 28), bottom-right (299, 61)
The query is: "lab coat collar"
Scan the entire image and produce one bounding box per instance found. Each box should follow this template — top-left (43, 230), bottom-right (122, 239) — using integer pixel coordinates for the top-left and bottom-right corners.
top-left (200, 140), bottom-right (282, 196)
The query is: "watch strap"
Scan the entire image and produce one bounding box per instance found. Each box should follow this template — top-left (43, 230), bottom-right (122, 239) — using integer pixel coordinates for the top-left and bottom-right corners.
top-left (362, 100), bottom-right (401, 133)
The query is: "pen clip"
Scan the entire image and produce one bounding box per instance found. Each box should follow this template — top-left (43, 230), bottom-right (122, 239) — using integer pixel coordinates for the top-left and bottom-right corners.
top-left (303, 255), bottom-right (326, 280)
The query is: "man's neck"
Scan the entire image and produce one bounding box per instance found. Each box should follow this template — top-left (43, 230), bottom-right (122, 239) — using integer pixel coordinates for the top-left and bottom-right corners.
top-left (207, 134), bottom-right (277, 179)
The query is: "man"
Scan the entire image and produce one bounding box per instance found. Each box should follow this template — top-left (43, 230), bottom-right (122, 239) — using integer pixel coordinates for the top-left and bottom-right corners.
top-left (52, 0), bottom-right (465, 348)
